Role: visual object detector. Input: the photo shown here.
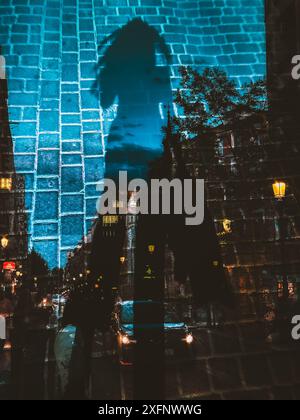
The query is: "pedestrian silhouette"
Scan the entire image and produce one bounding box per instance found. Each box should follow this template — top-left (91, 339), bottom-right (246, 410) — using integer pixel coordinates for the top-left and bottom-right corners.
top-left (94, 18), bottom-right (173, 181)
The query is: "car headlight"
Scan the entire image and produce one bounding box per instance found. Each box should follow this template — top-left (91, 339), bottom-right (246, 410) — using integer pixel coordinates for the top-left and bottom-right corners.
top-left (184, 333), bottom-right (194, 344)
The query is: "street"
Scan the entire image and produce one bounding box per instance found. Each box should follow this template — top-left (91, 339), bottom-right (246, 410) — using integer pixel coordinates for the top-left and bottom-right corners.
top-left (89, 325), bottom-right (300, 400)
top-left (0, 292), bottom-right (300, 401)
top-left (2, 319), bottom-right (298, 400)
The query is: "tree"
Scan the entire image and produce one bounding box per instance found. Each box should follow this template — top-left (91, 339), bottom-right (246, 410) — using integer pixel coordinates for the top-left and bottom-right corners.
top-left (26, 249), bottom-right (49, 278)
top-left (173, 66), bottom-right (267, 139)
top-left (26, 249), bottom-right (49, 291)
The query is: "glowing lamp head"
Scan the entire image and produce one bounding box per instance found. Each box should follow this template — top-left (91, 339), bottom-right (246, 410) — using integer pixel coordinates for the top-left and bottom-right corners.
top-left (121, 335), bottom-right (131, 345)
top-left (185, 333), bottom-right (194, 345)
top-left (148, 245), bottom-right (155, 254)
top-left (1, 236), bottom-right (8, 249)
top-left (223, 219), bottom-right (232, 234)
top-left (120, 256), bottom-right (126, 264)
top-left (273, 181), bottom-right (286, 201)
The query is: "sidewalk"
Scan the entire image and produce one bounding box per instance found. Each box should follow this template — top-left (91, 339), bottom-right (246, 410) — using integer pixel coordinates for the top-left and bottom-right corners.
top-left (90, 322), bottom-right (300, 400)
top-left (1, 320), bottom-right (299, 400)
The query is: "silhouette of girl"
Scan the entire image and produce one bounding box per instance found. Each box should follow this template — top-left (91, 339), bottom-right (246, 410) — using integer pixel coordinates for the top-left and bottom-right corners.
top-left (94, 18), bottom-right (173, 182)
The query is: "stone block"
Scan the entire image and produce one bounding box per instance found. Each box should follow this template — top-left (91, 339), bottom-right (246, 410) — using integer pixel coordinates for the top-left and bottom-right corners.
top-left (34, 191), bottom-right (59, 220)
top-left (241, 354), bottom-right (273, 387)
top-left (208, 357), bottom-right (242, 390)
top-left (61, 215), bottom-right (84, 247)
top-left (37, 150), bottom-right (59, 176)
top-left (61, 194), bottom-right (84, 214)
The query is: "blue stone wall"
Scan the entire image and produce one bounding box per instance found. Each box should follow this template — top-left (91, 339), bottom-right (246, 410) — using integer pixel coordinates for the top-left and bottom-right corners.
top-left (0, 0), bottom-right (266, 268)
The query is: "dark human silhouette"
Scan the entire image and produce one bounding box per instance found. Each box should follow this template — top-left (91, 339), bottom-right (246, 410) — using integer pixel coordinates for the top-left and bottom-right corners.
top-left (0, 290), bottom-right (13, 353)
top-left (11, 287), bottom-right (50, 399)
top-left (94, 18), bottom-right (173, 182)
top-left (89, 19), bottom-right (234, 400)
top-left (90, 19), bottom-right (174, 400)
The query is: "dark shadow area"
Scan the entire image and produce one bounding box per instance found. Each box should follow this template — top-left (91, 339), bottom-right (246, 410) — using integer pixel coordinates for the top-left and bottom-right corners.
top-left (92, 19), bottom-right (173, 400)
top-left (94, 18), bottom-right (173, 182)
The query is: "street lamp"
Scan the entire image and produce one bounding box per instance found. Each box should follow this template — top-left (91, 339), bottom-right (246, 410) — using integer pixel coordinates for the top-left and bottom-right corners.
top-left (273, 181), bottom-right (286, 201)
top-left (273, 181), bottom-right (288, 301)
top-left (1, 236), bottom-right (8, 249)
top-left (148, 245), bottom-right (155, 254)
top-left (223, 219), bottom-right (232, 234)
top-left (0, 178), bottom-right (12, 191)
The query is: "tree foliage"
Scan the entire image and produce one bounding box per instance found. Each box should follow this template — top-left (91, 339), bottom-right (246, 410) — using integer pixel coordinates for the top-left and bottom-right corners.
top-left (173, 66), bottom-right (267, 139)
top-left (26, 249), bottom-right (49, 278)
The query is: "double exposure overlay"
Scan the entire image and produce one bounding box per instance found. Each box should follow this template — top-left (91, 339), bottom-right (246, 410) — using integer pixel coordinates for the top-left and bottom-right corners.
top-left (0, 0), bottom-right (265, 268)
top-left (2, 0), bottom-right (300, 404)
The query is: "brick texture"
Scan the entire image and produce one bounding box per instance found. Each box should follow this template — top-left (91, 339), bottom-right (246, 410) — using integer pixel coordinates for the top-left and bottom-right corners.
top-left (0, 0), bottom-right (266, 267)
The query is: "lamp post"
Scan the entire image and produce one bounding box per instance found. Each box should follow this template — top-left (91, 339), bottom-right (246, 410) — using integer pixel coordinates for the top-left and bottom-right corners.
top-left (272, 181), bottom-right (288, 302)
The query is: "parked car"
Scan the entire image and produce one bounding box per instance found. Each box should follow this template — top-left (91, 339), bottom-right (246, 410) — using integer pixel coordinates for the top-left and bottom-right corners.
top-left (111, 300), bottom-right (195, 366)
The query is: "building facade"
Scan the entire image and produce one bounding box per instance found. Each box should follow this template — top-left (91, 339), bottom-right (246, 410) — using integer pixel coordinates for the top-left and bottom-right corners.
top-left (0, 58), bottom-right (27, 288)
top-left (179, 117), bottom-right (300, 319)
top-left (0, 0), bottom-right (266, 268)
top-left (265, 0), bottom-right (300, 117)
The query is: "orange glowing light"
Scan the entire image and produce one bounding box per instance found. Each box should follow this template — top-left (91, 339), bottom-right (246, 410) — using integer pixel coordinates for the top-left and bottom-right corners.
top-left (0, 178), bottom-right (12, 191)
top-left (148, 245), bottom-right (155, 253)
top-left (273, 181), bottom-right (286, 200)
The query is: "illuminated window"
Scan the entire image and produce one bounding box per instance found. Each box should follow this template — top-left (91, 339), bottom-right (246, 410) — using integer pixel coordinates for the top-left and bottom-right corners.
top-left (277, 281), bottom-right (284, 298)
top-left (103, 215), bottom-right (119, 225)
top-left (0, 178), bottom-right (12, 191)
top-left (288, 282), bottom-right (295, 297)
